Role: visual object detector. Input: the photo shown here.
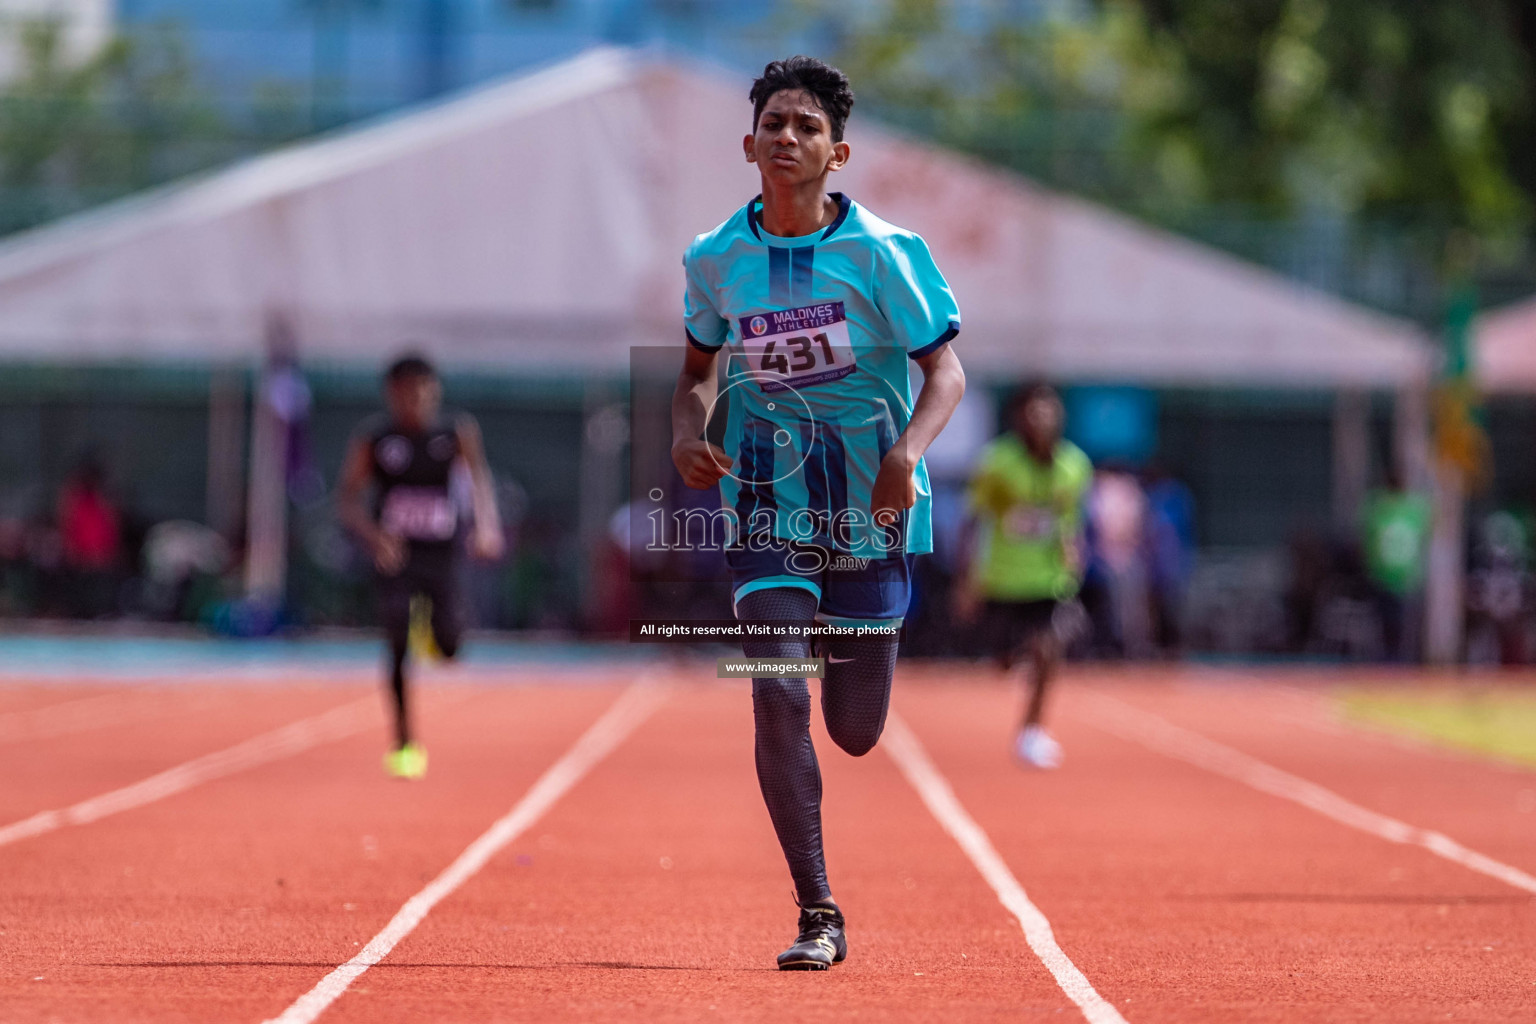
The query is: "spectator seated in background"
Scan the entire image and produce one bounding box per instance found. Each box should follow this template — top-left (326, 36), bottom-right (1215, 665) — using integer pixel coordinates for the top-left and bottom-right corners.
top-left (57, 456), bottom-right (122, 619)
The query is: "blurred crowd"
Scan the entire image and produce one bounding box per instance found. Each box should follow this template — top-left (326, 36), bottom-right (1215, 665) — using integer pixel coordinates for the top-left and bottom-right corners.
top-left (5, 406), bottom-right (1536, 666)
top-left (0, 456), bottom-right (235, 625)
top-left (611, 387), bottom-right (1536, 667)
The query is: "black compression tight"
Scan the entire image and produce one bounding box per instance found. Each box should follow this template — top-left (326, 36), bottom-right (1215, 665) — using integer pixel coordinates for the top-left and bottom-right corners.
top-left (738, 587), bottom-right (900, 906)
top-left (382, 591), bottom-right (462, 750)
top-left (387, 637), bottom-right (411, 748)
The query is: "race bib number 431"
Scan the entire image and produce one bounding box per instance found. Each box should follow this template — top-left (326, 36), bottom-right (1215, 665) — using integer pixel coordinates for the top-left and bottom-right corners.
top-left (738, 302), bottom-right (856, 394)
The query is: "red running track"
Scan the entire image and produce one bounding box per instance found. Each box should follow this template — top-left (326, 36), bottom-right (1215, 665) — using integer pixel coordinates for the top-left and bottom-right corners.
top-left (1, 664), bottom-right (1532, 1022)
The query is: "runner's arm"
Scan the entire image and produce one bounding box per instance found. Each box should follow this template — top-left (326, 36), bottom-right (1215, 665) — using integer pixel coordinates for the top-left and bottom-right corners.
top-left (671, 342), bottom-right (733, 489)
top-left (872, 343), bottom-right (966, 524)
top-left (901, 343), bottom-right (966, 465)
top-left (456, 414), bottom-right (505, 560)
top-left (337, 437), bottom-right (403, 573)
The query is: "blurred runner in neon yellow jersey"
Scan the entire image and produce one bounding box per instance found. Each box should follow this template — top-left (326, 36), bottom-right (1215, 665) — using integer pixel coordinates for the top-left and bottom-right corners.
top-left (958, 383), bottom-right (1091, 769)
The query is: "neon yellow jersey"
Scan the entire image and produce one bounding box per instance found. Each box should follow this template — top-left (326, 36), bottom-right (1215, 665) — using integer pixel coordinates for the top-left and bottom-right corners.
top-left (968, 436), bottom-right (1092, 601)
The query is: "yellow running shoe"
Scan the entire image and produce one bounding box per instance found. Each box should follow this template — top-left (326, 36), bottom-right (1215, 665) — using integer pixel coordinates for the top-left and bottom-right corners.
top-left (384, 742), bottom-right (428, 780)
top-left (407, 595), bottom-right (442, 662)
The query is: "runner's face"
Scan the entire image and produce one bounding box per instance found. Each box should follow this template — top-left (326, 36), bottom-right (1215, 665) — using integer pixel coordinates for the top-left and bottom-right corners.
top-left (1017, 396), bottom-right (1063, 448)
top-left (745, 89), bottom-right (848, 188)
top-left (386, 375), bottom-right (441, 428)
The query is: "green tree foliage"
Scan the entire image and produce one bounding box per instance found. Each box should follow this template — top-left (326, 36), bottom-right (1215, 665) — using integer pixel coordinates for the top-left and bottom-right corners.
top-left (804, 0), bottom-right (1536, 303)
top-left (0, 20), bottom-right (227, 235)
top-left (1100, 0), bottom-right (1536, 243)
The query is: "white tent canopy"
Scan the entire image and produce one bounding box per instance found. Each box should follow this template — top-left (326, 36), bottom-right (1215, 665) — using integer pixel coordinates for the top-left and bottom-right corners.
top-left (0, 47), bottom-right (1433, 388)
top-left (1475, 296), bottom-right (1536, 393)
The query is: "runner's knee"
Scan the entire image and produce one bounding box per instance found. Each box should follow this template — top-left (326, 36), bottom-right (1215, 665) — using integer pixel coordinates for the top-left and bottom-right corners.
top-left (821, 637), bottom-right (897, 757)
top-left (753, 676), bottom-right (812, 749)
top-left (382, 601), bottom-right (410, 659)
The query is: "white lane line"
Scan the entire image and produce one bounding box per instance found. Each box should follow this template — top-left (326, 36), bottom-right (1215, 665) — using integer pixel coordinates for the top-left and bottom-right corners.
top-left (0, 697), bottom-right (378, 848)
top-left (1175, 671), bottom-right (1518, 767)
top-left (883, 712), bottom-right (1129, 1024)
top-left (261, 679), bottom-right (667, 1024)
top-left (0, 689), bottom-right (204, 744)
top-left (1267, 682), bottom-right (1536, 776)
top-left (1080, 692), bottom-right (1536, 896)
top-left (0, 691), bottom-right (133, 741)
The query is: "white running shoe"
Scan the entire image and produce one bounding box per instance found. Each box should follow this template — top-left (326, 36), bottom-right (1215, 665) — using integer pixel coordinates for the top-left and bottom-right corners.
top-left (1013, 725), bottom-right (1063, 770)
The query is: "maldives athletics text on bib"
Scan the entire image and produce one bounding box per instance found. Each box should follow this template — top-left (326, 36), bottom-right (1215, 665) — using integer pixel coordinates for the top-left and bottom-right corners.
top-left (737, 301), bottom-right (856, 394)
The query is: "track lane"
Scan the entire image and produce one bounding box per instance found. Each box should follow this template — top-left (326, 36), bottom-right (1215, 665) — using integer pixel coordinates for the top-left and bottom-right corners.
top-left (7, 664), bottom-right (1533, 1023)
top-left (0, 687), bottom-right (227, 747)
top-left (896, 668), bottom-right (1536, 1024)
top-left (0, 682), bottom-right (375, 821)
top-left (319, 680), bottom-right (1102, 1023)
top-left (0, 678), bottom-right (629, 1024)
top-left (0, 685), bottom-right (126, 716)
top-left (264, 680), bottom-right (667, 1024)
top-left (1099, 671), bottom-right (1536, 881)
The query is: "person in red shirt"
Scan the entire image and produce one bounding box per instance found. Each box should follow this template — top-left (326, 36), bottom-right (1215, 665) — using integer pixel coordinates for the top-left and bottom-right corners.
top-left (57, 458), bottom-right (123, 617)
top-left (59, 459), bottom-right (120, 570)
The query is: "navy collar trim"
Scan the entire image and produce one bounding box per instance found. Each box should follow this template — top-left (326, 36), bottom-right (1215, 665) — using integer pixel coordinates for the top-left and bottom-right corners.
top-left (744, 192), bottom-right (852, 243)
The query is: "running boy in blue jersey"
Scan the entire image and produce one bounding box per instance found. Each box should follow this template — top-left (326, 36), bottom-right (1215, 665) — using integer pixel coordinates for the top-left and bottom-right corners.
top-left (671, 57), bottom-right (966, 971)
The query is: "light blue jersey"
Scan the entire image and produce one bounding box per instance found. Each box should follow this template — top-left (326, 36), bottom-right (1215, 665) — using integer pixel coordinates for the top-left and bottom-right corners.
top-left (684, 193), bottom-right (961, 558)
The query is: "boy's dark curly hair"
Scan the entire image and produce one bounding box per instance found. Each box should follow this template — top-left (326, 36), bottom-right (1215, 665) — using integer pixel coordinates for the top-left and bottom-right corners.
top-left (749, 56), bottom-right (855, 142)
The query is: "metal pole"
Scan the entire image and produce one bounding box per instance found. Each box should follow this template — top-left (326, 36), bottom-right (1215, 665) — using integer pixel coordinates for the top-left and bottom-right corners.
top-left (1331, 389), bottom-right (1370, 534)
top-left (1393, 383), bottom-right (1431, 492)
top-left (205, 369), bottom-right (247, 539)
top-left (1425, 459), bottom-right (1466, 666)
top-left (576, 383), bottom-right (628, 630)
top-left (243, 361), bottom-right (289, 602)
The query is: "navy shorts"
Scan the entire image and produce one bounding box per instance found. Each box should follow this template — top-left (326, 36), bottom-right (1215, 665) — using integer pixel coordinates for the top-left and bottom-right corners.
top-left (727, 537), bottom-right (912, 626)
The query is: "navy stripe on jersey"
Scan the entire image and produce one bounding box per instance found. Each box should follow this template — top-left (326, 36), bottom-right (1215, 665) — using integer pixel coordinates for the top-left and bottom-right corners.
top-left (790, 245), bottom-right (815, 303)
top-left (735, 415), bottom-right (777, 531)
top-left (768, 246), bottom-right (791, 307)
top-left (823, 422), bottom-right (851, 548)
top-left (799, 420), bottom-right (828, 540)
top-left (792, 420), bottom-right (854, 550)
top-left (875, 417), bottom-right (896, 462)
top-left (768, 246), bottom-right (819, 307)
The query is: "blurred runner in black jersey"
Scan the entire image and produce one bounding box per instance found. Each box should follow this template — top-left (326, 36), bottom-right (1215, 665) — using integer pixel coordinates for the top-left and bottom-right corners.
top-left (338, 354), bottom-right (503, 779)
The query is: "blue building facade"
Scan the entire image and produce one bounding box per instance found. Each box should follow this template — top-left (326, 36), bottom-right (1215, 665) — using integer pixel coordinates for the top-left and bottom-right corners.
top-left (115, 0), bottom-right (807, 124)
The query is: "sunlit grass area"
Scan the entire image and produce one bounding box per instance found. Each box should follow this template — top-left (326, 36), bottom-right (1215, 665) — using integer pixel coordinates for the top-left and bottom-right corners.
top-left (1339, 687), bottom-right (1536, 768)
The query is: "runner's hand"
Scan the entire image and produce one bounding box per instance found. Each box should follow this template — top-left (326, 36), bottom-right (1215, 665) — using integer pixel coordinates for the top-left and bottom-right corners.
top-left (373, 532), bottom-right (406, 575)
top-left (952, 577), bottom-right (983, 624)
top-left (1062, 536), bottom-right (1083, 578)
top-left (672, 438), bottom-right (733, 489)
top-left (871, 453), bottom-right (917, 530)
top-left (470, 524), bottom-right (505, 561)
